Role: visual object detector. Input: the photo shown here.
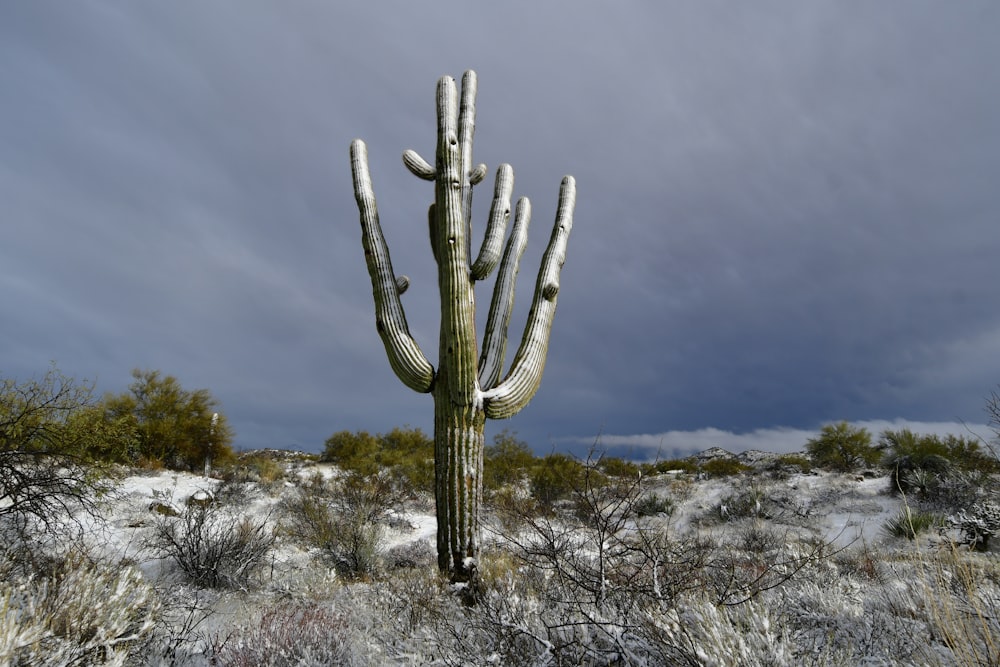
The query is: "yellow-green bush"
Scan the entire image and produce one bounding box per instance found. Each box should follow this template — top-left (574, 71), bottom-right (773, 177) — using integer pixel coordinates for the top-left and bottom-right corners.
top-left (484, 430), bottom-right (536, 491)
top-left (529, 454), bottom-right (588, 506)
top-left (700, 458), bottom-right (749, 477)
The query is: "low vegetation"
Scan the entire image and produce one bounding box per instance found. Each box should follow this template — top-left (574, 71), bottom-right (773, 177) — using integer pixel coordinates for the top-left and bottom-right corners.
top-left (2, 367), bottom-right (999, 665)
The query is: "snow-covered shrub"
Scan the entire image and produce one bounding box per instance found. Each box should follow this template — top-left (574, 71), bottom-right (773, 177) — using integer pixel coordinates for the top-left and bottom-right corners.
top-left (149, 502), bottom-right (275, 589)
top-left (735, 520), bottom-right (785, 554)
top-left (716, 482), bottom-right (773, 521)
top-left (218, 453), bottom-right (286, 499)
top-left (0, 552), bottom-right (157, 666)
top-left (281, 472), bottom-right (397, 578)
top-left (949, 500), bottom-right (1000, 550)
top-left (633, 491), bottom-right (674, 517)
top-left (640, 596), bottom-right (799, 667)
top-left (384, 539), bottom-right (435, 570)
top-left (207, 602), bottom-right (356, 667)
top-left (0, 583), bottom-right (48, 663)
top-left (930, 468), bottom-right (997, 513)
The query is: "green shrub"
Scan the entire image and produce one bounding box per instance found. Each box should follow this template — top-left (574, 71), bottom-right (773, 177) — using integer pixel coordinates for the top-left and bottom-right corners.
top-left (596, 456), bottom-right (640, 478)
top-left (717, 483), bottom-right (771, 521)
top-left (633, 493), bottom-right (674, 517)
top-left (805, 422), bottom-right (879, 472)
top-left (282, 472), bottom-right (399, 578)
top-left (320, 430), bottom-right (380, 475)
top-left (99, 369), bottom-right (235, 471)
top-left (321, 427), bottom-right (435, 493)
top-left (217, 452), bottom-right (287, 500)
top-left (773, 453), bottom-right (813, 474)
top-left (529, 453), bottom-right (586, 506)
top-left (700, 458), bottom-right (749, 477)
top-left (882, 429), bottom-right (999, 496)
top-left (942, 434), bottom-right (1000, 473)
top-left (642, 459), bottom-right (699, 475)
top-left (484, 430), bottom-right (536, 491)
top-left (883, 507), bottom-right (943, 540)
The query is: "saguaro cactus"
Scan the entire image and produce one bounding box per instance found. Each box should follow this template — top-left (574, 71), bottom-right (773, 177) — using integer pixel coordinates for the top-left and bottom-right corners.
top-left (349, 70), bottom-right (576, 581)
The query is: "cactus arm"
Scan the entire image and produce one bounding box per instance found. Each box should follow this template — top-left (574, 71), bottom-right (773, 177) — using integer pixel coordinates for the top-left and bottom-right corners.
top-left (470, 164), bottom-right (514, 281)
top-left (403, 149), bottom-right (435, 181)
top-left (483, 176), bottom-right (576, 419)
top-left (458, 70), bottom-right (478, 242)
top-left (350, 138), bottom-right (435, 393)
top-left (477, 196), bottom-right (531, 391)
top-left (435, 75), bottom-right (479, 405)
top-left (469, 163), bottom-right (488, 185)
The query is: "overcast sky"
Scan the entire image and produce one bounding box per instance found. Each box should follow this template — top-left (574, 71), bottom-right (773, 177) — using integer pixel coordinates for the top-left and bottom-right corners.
top-left (3, 2), bottom-right (998, 457)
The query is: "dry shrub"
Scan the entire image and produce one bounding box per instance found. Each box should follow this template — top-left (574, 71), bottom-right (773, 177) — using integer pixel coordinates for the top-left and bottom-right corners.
top-left (149, 503), bottom-right (275, 589)
top-left (208, 601), bottom-right (355, 667)
top-left (282, 472), bottom-right (400, 578)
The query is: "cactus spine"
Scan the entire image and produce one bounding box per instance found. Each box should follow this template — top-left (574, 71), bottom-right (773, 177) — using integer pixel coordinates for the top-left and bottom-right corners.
top-left (349, 70), bottom-right (576, 581)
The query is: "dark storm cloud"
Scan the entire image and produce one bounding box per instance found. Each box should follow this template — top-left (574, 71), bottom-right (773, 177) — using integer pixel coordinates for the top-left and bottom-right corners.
top-left (2, 2), bottom-right (998, 453)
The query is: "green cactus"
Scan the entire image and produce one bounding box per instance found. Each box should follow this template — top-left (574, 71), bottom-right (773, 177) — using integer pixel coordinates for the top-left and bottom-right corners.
top-left (349, 70), bottom-right (576, 581)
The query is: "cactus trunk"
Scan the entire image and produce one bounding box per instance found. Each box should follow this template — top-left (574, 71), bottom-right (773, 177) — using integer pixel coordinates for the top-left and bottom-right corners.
top-left (349, 70), bottom-right (575, 581)
top-left (433, 378), bottom-right (485, 579)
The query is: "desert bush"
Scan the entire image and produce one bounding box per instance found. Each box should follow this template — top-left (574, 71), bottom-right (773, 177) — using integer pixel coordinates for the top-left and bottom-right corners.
top-left (771, 453), bottom-right (813, 475)
top-left (384, 540), bottom-right (436, 570)
top-left (699, 457), bottom-right (749, 477)
top-left (882, 428), bottom-right (950, 496)
top-left (321, 427), bottom-right (434, 495)
top-left (596, 455), bottom-right (641, 478)
top-left (634, 492), bottom-right (674, 517)
top-left (717, 482), bottom-right (773, 521)
top-left (882, 430), bottom-right (1000, 509)
top-left (529, 452), bottom-right (587, 506)
top-left (805, 421), bottom-right (879, 472)
top-left (0, 367), bottom-right (128, 543)
top-left (643, 458), bottom-right (699, 475)
top-left (377, 426), bottom-right (435, 495)
top-left (207, 601), bottom-right (355, 667)
top-left (282, 472), bottom-right (400, 578)
top-left (485, 485), bottom-right (541, 535)
top-left (483, 429), bottom-right (535, 492)
top-left (99, 369), bottom-right (234, 472)
top-left (320, 430), bottom-right (379, 474)
top-left (149, 502), bottom-right (275, 589)
top-left (0, 550), bottom-right (158, 666)
top-left (949, 500), bottom-right (1000, 550)
top-left (229, 452), bottom-right (285, 484)
top-left (883, 506), bottom-right (944, 540)
top-left (736, 521), bottom-right (786, 554)
top-left (214, 453), bottom-right (288, 505)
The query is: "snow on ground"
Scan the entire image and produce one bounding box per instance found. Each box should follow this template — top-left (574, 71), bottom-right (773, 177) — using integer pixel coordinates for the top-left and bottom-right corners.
top-left (95, 465), bottom-right (911, 575)
top-left (648, 468), bottom-right (906, 550)
top-left (17, 454), bottom-right (993, 666)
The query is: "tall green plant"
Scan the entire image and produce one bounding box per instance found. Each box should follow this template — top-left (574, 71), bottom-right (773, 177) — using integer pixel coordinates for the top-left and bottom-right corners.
top-left (350, 71), bottom-right (576, 581)
top-left (805, 421), bottom-right (878, 472)
top-left (101, 369), bottom-right (234, 471)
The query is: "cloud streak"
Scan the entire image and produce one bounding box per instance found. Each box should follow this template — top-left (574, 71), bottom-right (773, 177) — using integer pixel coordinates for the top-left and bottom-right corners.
top-left (561, 420), bottom-right (994, 460)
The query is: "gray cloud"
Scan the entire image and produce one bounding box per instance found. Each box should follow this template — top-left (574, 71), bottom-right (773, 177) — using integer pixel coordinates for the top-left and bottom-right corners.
top-left (2, 2), bottom-right (998, 453)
